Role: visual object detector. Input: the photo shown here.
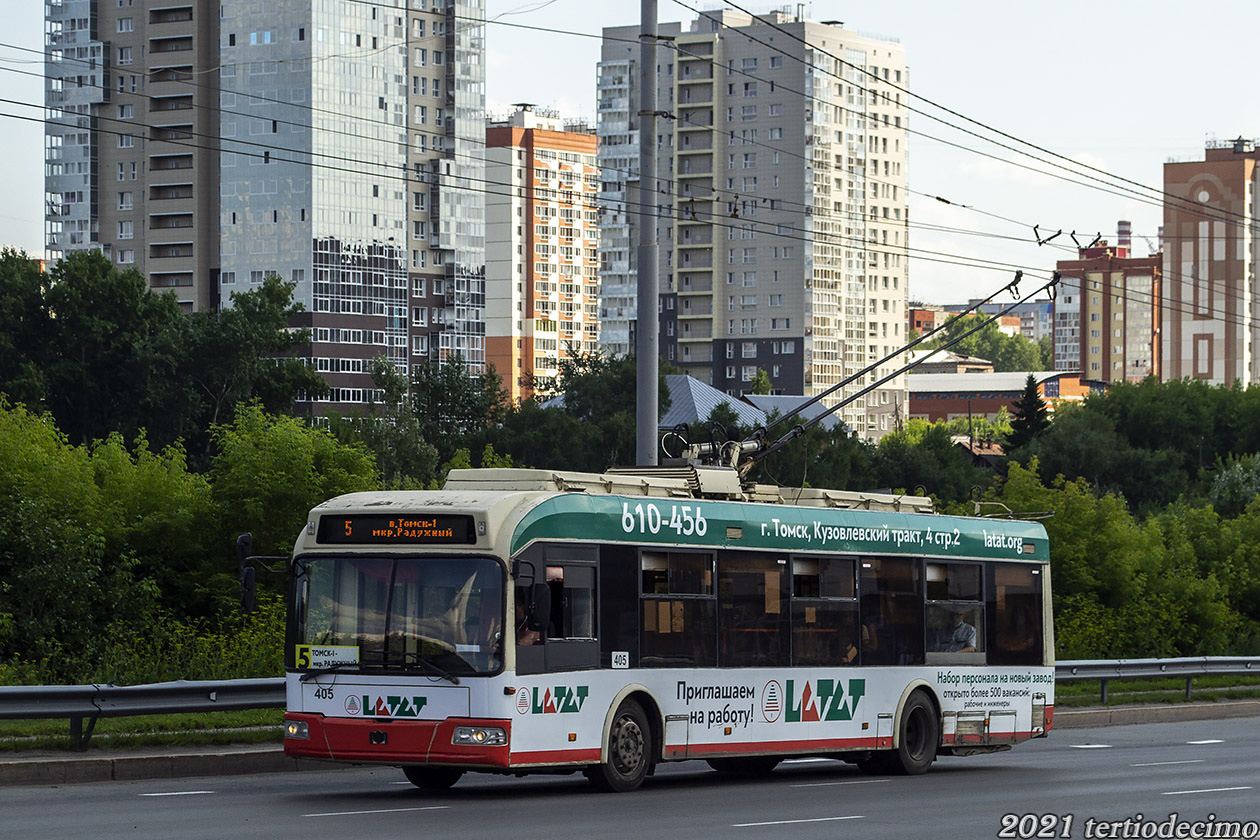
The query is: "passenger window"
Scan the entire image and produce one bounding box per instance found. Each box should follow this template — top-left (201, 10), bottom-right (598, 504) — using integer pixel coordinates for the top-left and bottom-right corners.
top-left (545, 564), bottom-right (595, 640)
top-left (791, 557), bottom-right (858, 667)
top-left (988, 564), bottom-right (1043, 665)
top-left (640, 550), bottom-right (716, 667)
top-left (925, 562), bottom-right (984, 663)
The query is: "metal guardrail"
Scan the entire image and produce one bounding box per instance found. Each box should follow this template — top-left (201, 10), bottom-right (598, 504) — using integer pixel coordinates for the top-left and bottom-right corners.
top-left (1, 658), bottom-right (1258, 749)
top-left (0, 679), bottom-right (283, 749)
top-left (1055, 656), bottom-right (1260, 704)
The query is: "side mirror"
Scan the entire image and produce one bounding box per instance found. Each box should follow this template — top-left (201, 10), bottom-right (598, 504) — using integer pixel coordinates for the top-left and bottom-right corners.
top-left (240, 565), bottom-right (256, 614)
top-left (236, 533), bottom-right (255, 613)
top-left (529, 581), bottom-right (552, 637)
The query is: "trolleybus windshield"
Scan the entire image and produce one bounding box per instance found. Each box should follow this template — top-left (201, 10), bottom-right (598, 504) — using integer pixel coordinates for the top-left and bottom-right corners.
top-left (295, 555), bottom-right (504, 676)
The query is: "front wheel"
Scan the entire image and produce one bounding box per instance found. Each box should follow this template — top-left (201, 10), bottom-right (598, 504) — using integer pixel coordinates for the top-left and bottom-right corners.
top-left (584, 698), bottom-right (652, 792)
top-left (402, 766), bottom-right (464, 790)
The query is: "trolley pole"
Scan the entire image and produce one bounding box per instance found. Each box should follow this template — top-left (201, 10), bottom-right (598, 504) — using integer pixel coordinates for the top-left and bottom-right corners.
top-left (635, 0), bottom-right (659, 466)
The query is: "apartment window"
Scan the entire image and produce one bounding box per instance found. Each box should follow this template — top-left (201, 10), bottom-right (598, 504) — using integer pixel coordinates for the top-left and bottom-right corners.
top-left (250, 270), bottom-right (264, 283)
top-left (117, 46), bottom-right (133, 65)
top-left (769, 56), bottom-right (782, 68)
top-left (118, 134), bottom-right (135, 148)
top-left (116, 249), bottom-right (134, 264)
top-left (116, 220), bottom-right (133, 239)
top-left (117, 103), bottom-right (133, 119)
top-left (117, 17), bottom-right (133, 32)
top-left (221, 272), bottom-right (235, 285)
top-left (767, 103), bottom-right (783, 117)
top-left (117, 191), bottom-right (132, 210)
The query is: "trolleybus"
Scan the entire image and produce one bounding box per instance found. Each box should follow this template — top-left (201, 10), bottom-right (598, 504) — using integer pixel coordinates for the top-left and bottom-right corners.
top-left (281, 466), bottom-right (1054, 791)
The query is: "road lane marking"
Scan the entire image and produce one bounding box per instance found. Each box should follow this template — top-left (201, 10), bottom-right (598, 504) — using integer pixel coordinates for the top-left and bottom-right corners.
top-left (790, 779), bottom-right (890, 788)
top-left (1132, 760), bottom-right (1204, 767)
top-left (733, 816), bottom-right (864, 827)
top-left (1162, 786), bottom-right (1252, 797)
top-left (305, 806), bottom-right (450, 817)
top-left (1069, 744), bottom-right (1112, 749)
top-left (1186, 739), bottom-right (1224, 745)
top-left (139, 791), bottom-right (214, 797)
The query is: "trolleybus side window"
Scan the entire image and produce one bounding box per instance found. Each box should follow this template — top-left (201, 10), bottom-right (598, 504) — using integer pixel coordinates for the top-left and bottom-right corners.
top-left (925, 561), bottom-right (985, 663)
top-left (640, 550), bottom-right (716, 667)
top-left (859, 557), bottom-right (924, 666)
top-left (987, 563), bottom-right (1044, 666)
top-left (790, 556), bottom-right (859, 667)
top-left (513, 543), bottom-right (599, 674)
top-left (717, 552), bottom-right (789, 667)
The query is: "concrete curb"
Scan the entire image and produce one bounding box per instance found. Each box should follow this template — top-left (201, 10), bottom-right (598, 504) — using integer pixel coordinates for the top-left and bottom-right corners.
top-left (3, 700), bottom-right (1258, 787)
top-left (1053, 699), bottom-right (1260, 729)
top-left (0, 745), bottom-right (331, 787)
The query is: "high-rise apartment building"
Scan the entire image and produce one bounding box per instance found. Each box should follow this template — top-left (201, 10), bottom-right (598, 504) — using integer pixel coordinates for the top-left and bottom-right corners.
top-left (597, 10), bottom-right (909, 437)
top-left (1054, 243), bottom-right (1160, 382)
top-left (45, 0), bottom-right (486, 412)
top-left (1162, 138), bottom-right (1260, 384)
top-left (485, 106), bottom-right (600, 401)
top-left (45, 0), bottom-right (221, 311)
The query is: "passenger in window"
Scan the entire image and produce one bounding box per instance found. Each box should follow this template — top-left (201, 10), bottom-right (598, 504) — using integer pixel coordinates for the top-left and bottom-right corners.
top-left (515, 602), bottom-right (540, 647)
top-left (943, 607), bottom-right (977, 653)
top-left (861, 613), bottom-right (890, 664)
top-left (998, 604), bottom-right (1036, 654)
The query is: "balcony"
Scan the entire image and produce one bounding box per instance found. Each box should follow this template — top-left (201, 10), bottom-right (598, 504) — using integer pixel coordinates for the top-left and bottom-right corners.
top-left (151, 36), bottom-right (193, 54)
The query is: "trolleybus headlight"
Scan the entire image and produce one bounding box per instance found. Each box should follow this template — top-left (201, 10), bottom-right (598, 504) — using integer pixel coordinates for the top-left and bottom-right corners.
top-left (285, 720), bottom-right (310, 740)
top-left (452, 726), bottom-right (506, 746)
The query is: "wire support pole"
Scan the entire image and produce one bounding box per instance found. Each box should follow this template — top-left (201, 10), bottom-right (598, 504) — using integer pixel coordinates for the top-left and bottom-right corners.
top-left (635, 0), bottom-right (660, 466)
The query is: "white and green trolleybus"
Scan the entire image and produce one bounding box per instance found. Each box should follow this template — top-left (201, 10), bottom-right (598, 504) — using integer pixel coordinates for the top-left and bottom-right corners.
top-left (282, 467), bottom-right (1054, 792)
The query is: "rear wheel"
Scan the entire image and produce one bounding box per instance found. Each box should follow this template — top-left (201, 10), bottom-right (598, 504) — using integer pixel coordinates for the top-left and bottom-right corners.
top-left (584, 699), bottom-right (652, 792)
top-left (706, 757), bottom-right (781, 776)
top-left (890, 692), bottom-right (938, 775)
top-left (402, 766), bottom-right (464, 790)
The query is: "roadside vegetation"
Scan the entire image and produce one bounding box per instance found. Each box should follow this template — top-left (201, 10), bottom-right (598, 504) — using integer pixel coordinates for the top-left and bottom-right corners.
top-left (2, 247), bottom-right (1259, 699)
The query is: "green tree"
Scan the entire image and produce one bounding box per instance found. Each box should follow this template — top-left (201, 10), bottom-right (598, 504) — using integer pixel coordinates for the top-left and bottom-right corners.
top-left (490, 352), bottom-right (672, 471)
top-left (928, 314), bottom-right (1043, 372)
top-left (1006, 374), bottom-right (1050, 450)
top-left (39, 251), bottom-right (187, 447)
top-left (408, 355), bottom-right (509, 461)
top-left (749, 368), bottom-right (772, 395)
top-left (748, 417), bottom-right (876, 491)
top-left (1037, 335), bottom-right (1054, 369)
top-left (209, 403), bottom-right (378, 558)
top-left (1210, 456), bottom-right (1260, 518)
top-left (0, 400), bottom-right (157, 681)
top-left (326, 357), bottom-right (439, 488)
top-left (172, 275), bottom-right (329, 457)
top-left (0, 248), bottom-right (50, 406)
top-left (88, 432), bottom-right (218, 616)
top-left (873, 424), bottom-right (983, 502)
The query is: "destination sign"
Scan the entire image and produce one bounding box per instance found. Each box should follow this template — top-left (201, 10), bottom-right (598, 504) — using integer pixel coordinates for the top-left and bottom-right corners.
top-left (316, 513), bottom-right (476, 545)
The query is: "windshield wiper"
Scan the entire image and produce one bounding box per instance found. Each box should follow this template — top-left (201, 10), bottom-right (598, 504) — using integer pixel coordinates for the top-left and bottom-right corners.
top-left (299, 662), bottom-right (359, 682)
top-left (371, 649), bottom-right (461, 685)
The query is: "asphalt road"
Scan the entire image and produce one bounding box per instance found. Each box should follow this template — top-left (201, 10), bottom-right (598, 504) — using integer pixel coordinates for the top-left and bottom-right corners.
top-left (3, 717), bottom-right (1256, 840)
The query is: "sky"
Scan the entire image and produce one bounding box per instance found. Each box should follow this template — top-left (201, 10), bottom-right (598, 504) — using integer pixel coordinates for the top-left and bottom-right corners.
top-left (3, 0), bottom-right (1258, 304)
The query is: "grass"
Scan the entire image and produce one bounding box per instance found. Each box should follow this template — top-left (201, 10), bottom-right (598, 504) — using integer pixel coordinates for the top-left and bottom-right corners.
top-left (0, 708), bottom-right (284, 752)
top-left (1054, 674), bottom-right (1260, 708)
